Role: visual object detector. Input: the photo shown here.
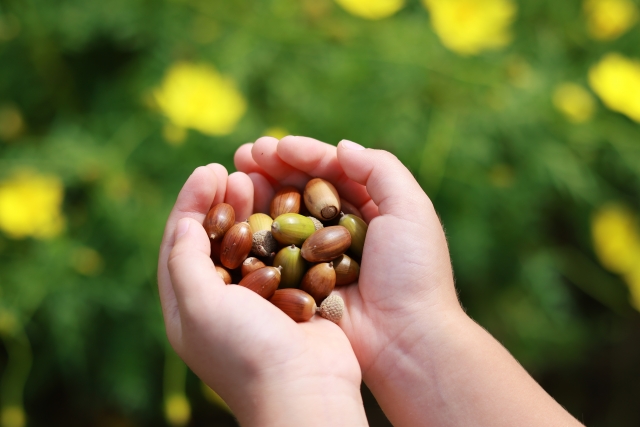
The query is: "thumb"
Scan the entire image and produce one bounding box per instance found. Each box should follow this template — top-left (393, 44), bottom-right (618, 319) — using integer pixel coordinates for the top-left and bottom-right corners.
top-left (336, 140), bottom-right (434, 222)
top-left (168, 217), bottom-right (225, 318)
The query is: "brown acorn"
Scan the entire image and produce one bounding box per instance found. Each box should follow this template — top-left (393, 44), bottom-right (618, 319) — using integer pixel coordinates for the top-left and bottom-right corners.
top-left (220, 222), bottom-right (253, 269)
top-left (203, 203), bottom-right (235, 240)
top-left (270, 187), bottom-right (301, 218)
top-left (304, 178), bottom-right (341, 221)
top-left (248, 213), bottom-right (273, 234)
top-left (300, 262), bottom-right (336, 303)
top-left (340, 198), bottom-right (363, 219)
top-left (317, 294), bottom-right (344, 323)
top-left (301, 226), bottom-right (351, 262)
top-left (339, 213), bottom-right (368, 259)
top-left (241, 257), bottom-right (266, 277)
top-left (210, 239), bottom-right (222, 264)
top-left (273, 245), bottom-right (307, 288)
top-left (215, 265), bottom-right (232, 285)
top-left (333, 254), bottom-right (360, 285)
top-left (238, 266), bottom-right (281, 299)
top-left (270, 289), bottom-right (316, 322)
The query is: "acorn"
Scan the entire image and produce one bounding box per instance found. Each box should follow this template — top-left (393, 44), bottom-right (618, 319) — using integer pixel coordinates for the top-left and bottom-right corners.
top-left (301, 226), bottom-right (351, 263)
top-left (308, 216), bottom-right (324, 231)
top-left (252, 230), bottom-right (279, 257)
top-left (340, 198), bottom-right (363, 219)
top-left (304, 178), bottom-right (341, 221)
top-left (338, 213), bottom-right (368, 258)
top-left (273, 245), bottom-right (307, 288)
top-left (220, 221), bottom-right (253, 269)
top-left (270, 289), bottom-right (316, 322)
top-left (210, 239), bottom-right (222, 264)
top-left (300, 262), bottom-right (336, 303)
top-left (203, 203), bottom-right (235, 240)
top-left (238, 266), bottom-right (281, 299)
top-left (271, 213), bottom-right (316, 246)
top-left (333, 254), bottom-right (360, 286)
top-left (248, 213), bottom-right (273, 234)
top-left (317, 294), bottom-right (344, 323)
top-left (215, 265), bottom-right (232, 285)
top-left (270, 187), bottom-right (301, 218)
top-left (241, 257), bottom-right (266, 277)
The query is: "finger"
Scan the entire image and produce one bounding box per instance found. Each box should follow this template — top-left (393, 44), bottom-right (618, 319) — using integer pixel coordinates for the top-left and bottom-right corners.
top-left (210, 163), bottom-right (229, 206)
top-left (234, 143), bottom-right (262, 174)
top-left (276, 136), bottom-right (374, 220)
top-left (168, 217), bottom-right (225, 320)
top-left (336, 140), bottom-right (434, 222)
top-left (158, 165), bottom-right (220, 337)
top-left (248, 172), bottom-right (275, 214)
top-left (225, 172), bottom-right (254, 221)
top-left (251, 136), bottom-right (310, 187)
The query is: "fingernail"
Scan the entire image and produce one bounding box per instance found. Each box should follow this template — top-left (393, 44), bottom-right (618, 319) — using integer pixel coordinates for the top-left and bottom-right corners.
top-left (340, 139), bottom-right (365, 150)
top-left (175, 218), bottom-right (190, 239)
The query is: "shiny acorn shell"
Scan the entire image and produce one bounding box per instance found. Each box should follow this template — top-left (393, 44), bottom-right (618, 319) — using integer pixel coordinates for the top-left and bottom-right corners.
top-left (248, 213), bottom-right (273, 234)
top-left (301, 226), bottom-right (351, 263)
top-left (220, 222), bottom-right (253, 269)
top-left (270, 289), bottom-right (316, 322)
top-left (333, 254), bottom-right (360, 286)
top-left (215, 265), bottom-right (232, 285)
top-left (271, 213), bottom-right (316, 246)
top-left (300, 262), bottom-right (336, 304)
top-left (273, 245), bottom-right (307, 288)
top-left (338, 213), bottom-right (368, 258)
top-left (238, 266), bottom-right (281, 299)
top-left (241, 257), bottom-right (266, 277)
top-left (203, 203), bottom-right (235, 240)
top-left (270, 187), bottom-right (301, 218)
top-left (304, 178), bottom-right (341, 221)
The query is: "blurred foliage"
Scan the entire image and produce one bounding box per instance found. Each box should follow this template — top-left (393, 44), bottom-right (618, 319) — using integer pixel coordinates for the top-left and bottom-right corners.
top-left (1, 0), bottom-right (640, 426)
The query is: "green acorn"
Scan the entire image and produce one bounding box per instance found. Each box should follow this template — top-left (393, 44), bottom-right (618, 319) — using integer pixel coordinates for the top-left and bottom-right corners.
top-left (338, 213), bottom-right (368, 258)
top-left (273, 245), bottom-right (307, 288)
top-left (271, 213), bottom-right (316, 246)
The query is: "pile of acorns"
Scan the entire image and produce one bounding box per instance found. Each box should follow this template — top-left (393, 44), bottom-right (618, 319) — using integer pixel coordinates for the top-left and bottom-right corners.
top-left (204, 178), bottom-right (367, 324)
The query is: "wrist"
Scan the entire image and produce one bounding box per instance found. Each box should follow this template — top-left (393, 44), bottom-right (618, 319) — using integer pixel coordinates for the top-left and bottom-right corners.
top-left (231, 371), bottom-right (368, 427)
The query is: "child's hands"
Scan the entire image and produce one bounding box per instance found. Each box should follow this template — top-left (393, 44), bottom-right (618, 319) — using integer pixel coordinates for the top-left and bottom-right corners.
top-left (157, 165), bottom-right (368, 427)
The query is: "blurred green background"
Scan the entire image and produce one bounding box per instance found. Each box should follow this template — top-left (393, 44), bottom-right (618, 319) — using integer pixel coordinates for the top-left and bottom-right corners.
top-left (1, 0), bottom-right (640, 425)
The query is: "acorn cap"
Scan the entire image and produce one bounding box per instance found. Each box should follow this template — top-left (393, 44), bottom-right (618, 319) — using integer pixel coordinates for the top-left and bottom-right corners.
top-left (317, 294), bottom-right (344, 323)
top-left (252, 230), bottom-right (279, 257)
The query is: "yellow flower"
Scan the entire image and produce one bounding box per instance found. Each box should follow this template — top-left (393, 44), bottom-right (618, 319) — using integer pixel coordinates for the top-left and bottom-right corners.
top-left (552, 83), bottom-right (596, 123)
top-left (164, 394), bottom-right (191, 427)
top-left (589, 53), bottom-right (640, 122)
top-left (154, 62), bottom-right (246, 137)
top-left (591, 204), bottom-right (640, 274)
top-left (0, 405), bottom-right (26, 427)
top-left (0, 170), bottom-right (65, 239)
top-left (422, 0), bottom-right (516, 55)
top-left (334, 0), bottom-right (405, 20)
top-left (584, 0), bottom-right (638, 40)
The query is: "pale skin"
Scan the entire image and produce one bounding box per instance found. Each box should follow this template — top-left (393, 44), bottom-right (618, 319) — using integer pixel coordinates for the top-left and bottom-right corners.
top-left (158, 135), bottom-right (585, 427)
